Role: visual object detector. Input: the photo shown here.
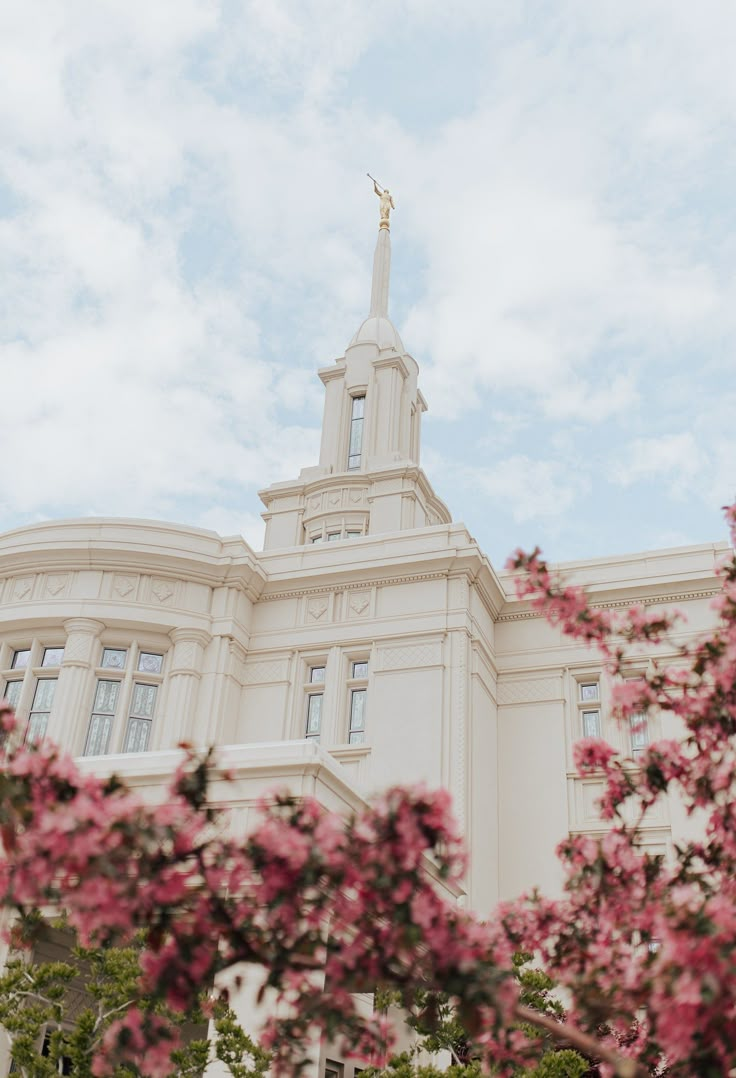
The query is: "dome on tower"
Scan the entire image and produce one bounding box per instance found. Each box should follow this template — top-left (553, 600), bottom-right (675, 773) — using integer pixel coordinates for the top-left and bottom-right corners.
top-left (348, 314), bottom-right (404, 352)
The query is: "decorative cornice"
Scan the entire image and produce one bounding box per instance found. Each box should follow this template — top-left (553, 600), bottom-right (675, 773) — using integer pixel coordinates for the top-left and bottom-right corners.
top-left (261, 570), bottom-right (447, 602)
top-left (498, 586), bottom-right (722, 622)
top-left (592, 588), bottom-right (721, 609)
top-left (318, 361), bottom-right (347, 385)
top-left (372, 352), bottom-right (412, 377)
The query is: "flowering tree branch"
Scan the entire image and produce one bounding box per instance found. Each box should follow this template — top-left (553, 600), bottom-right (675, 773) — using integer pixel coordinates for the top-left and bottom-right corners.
top-left (0, 503), bottom-right (733, 1076)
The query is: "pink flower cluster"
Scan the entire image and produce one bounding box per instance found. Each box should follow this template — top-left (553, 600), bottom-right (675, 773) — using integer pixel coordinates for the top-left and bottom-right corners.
top-left (504, 502), bottom-right (736, 1075)
top-left (0, 737), bottom-right (520, 1075)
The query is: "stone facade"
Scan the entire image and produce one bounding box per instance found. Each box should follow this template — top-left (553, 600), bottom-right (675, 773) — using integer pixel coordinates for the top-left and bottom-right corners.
top-left (0, 223), bottom-right (726, 1076)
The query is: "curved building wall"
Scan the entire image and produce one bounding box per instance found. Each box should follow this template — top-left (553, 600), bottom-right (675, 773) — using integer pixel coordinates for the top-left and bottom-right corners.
top-left (0, 518), bottom-right (265, 757)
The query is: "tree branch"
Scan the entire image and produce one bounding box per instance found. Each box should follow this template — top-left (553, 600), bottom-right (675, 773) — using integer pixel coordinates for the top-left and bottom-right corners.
top-left (513, 1003), bottom-right (646, 1078)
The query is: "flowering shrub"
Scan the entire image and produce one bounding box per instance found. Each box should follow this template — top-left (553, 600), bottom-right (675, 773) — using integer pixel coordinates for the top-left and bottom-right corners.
top-left (504, 502), bottom-right (736, 1076)
top-left (0, 733), bottom-right (521, 1075)
top-left (0, 503), bottom-right (733, 1076)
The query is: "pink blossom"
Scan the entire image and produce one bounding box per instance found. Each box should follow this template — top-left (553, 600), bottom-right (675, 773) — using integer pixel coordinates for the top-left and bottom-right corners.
top-left (573, 737), bottom-right (618, 773)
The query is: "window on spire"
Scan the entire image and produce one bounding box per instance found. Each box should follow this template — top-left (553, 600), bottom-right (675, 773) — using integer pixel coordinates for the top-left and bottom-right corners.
top-left (347, 396), bottom-right (365, 470)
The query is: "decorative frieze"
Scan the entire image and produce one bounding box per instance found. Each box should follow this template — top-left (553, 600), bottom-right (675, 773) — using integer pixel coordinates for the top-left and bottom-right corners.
top-left (302, 484), bottom-right (369, 521)
top-left (242, 658), bottom-right (291, 685)
top-left (497, 677), bottom-right (562, 705)
top-left (377, 640), bottom-right (442, 671)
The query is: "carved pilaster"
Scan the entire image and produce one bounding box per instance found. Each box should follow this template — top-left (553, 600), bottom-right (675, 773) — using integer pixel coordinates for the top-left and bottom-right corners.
top-left (161, 628), bottom-right (211, 747)
top-left (49, 619), bottom-right (105, 752)
top-left (448, 630), bottom-right (470, 833)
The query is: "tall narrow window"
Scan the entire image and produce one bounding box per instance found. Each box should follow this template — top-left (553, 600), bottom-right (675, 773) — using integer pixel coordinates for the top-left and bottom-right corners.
top-left (124, 683), bottom-right (158, 753)
top-left (85, 680), bottom-right (120, 756)
top-left (630, 713), bottom-right (649, 759)
top-left (27, 678), bottom-right (57, 743)
top-left (347, 396), bottom-right (365, 470)
top-left (582, 709), bottom-right (601, 738)
top-left (578, 681), bottom-right (601, 738)
top-left (305, 666), bottom-right (325, 740)
top-left (348, 661), bottom-right (368, 744)
top-left (4, 679), bottom-right (22, 711)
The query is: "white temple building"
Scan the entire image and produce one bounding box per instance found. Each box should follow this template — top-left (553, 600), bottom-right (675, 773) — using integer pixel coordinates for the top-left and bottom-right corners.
top-left (0, 204), bottom-right (727, 1075)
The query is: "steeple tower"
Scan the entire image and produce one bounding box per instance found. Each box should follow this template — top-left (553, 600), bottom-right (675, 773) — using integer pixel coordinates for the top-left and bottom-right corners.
top-left (259, 188), bottom-right (451, 550)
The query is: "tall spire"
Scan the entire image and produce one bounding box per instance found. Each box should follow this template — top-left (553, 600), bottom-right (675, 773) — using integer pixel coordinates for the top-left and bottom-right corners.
top-left (369, 227), bottom-right (391, 317)
top-left (367, 176), bottom-right (395, 318)
top-left (348, 179), bottom-right (403, 351)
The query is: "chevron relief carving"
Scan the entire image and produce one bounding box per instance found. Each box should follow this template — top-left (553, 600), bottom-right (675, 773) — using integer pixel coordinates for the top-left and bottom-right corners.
top-left (348, 592), bottom-right (370, 617)
top-left (307, 597), bottom-right (329, 621)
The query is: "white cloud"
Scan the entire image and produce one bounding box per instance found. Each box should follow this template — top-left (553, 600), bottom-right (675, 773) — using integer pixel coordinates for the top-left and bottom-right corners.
top-left (0, 0), bottom-right (733, 561)
top-left (464, 455), bottom-right (589, 525)
top-left (610, 434), bottom-right (709, 497)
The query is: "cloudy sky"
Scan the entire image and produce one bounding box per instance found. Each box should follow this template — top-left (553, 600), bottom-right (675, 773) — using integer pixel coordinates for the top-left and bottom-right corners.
top-left (2, 1), bottom-right (734, 566)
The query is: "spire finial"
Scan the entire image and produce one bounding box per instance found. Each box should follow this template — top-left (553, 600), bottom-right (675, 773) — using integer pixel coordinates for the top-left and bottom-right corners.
top-left (367, 173), bottom-right (395, 230)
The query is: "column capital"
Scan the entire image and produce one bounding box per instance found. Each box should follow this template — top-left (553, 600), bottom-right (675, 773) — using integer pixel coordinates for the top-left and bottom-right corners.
top-left (168, 627), bottom-right (212, 648)
top-left (61, 619), bottom-right (105, 669)
top-left (63, 618), bottom-right (105, 636)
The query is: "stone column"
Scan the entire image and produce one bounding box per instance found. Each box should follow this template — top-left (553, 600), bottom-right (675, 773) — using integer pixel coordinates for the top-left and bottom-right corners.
top-left (49, 618), bottom-right (105, 753)
top-left (200, 635), bottom-right (246, 744)
top-left (159, 628), bottom-right (211, 748)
